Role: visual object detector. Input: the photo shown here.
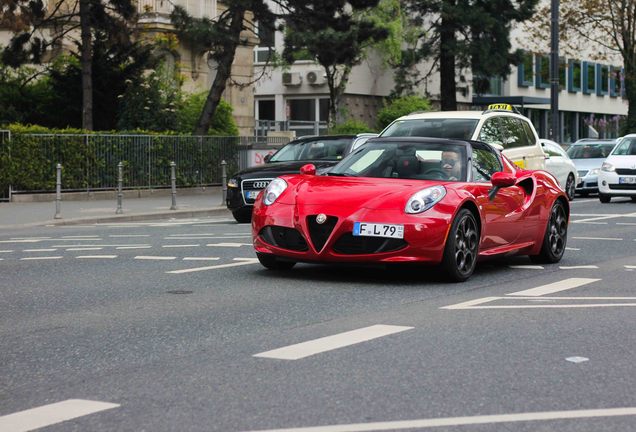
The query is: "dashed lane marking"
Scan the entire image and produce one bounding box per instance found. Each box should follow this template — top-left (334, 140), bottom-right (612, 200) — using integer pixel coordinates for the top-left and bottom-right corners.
top-left (61, 235), bottom-right (100, 239)
top-left (241, 407), bottom-right (636, 432)
top-left (206, 243), bottom-right (251, 247)
top-left (559, 265), bottom-right (599, 269)
top-left (66, 247), bottom-right (103, 251)
top-left (166, 257), bottom-right (259, 274)
top-left (0, 239), bottom-right (40, 244)
top-left (50, 244), bottom-right (150, 248)
top-left (164, 236), bottom-right (251, 240)
top-left (506, 278), bottom-right (599, 297)
top-left (115, 246), bottom-right (152, 250)
top-left (9, 237), bottom-right (51, 240)
top-left (19, 256), bottom-right (63, 261)
top-left (182, 257), bottom-right (220, 261)
top-left (565, 247), bottom-right (580, 251)
top-left (571, 236), bottom-right (623, 241)
top-left (0, 399), bottom-right (119, 432)
top-left (441, 297), bottom-right (636, 310)
top-left (135, 256), bottom-right (177, 260)
top-left (508, 265), bottom-right (544, 270)
top-left (76, 255), bottom-right (118, 259)
top-left (162, 244), bottom-right (201, 248)
top-left (617, 222), bottom-right (636, 226)
top-left (0, 250), bottom-right (13, 253)
top-left (23, 249), bottom-right (57, 252)
top-left (253, 325), bottom-right (414, 360)
top-left (109, 234), bottom-right (150, 238)
top-left (625, 265), bottom-right (636, 269)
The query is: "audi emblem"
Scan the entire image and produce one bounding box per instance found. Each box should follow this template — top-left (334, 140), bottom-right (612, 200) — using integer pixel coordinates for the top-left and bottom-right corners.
top-left (252, 181), bottom-right (270, 189)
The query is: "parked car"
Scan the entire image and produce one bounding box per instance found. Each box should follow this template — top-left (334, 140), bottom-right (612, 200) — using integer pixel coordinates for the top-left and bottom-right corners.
top-left (378, 104), bottom-right (547, 170)
top-left (539, 139), bottom-right (578, 200)
top-left (252, 137), bottom-right (569, 282)
top-left (226, 133), bottom-right (377, 223)
top-left (566, 139), bottom-right (617, 196)
top-left (598, 134), bottom-right (636, 203)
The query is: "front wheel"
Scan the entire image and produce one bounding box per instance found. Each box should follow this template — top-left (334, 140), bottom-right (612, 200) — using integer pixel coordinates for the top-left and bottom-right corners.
top-left (530, 200), bottom-right (568, 264)
top-left (256, 253), bottom-right (296, 270)
top-left (599, 193), bottom-right (611, 203)
top-left (565, 174), bottom-right (576, 201)
top-left (441, 209), bottom-right (479, 282)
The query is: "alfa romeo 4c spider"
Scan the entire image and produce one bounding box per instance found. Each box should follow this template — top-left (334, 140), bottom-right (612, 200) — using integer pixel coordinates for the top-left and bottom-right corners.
top-left (251, 137), bottom-right (569, 282)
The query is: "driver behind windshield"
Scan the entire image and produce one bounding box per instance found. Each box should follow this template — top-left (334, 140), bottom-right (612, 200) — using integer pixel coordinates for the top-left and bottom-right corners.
top-left (440, 150), bottom-right (462, 181)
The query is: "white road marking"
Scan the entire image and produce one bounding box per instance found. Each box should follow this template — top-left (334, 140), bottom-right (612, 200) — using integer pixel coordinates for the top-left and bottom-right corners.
top-left (20, 256), bottom-right (63, 261)
top-left (566, 356), bottom-right (589, 363)
top-left (0, 399), bottom-right (119, 432)
top-left (135, 256), bottom-right (176, 260)
top-left (115, 246), bottom-right (152, 250)
top-left (617, 222), bottom-right (636, 226)
top-left (183, 257), bottom-right (220, 261)
top-left (42, 238), bottom-right (103, 242)
top-left (165, 236), bottom-right (251, 240)
top-left (206, 242), bottom-right (251, 247)
top-left (254, 325), bottom-right (414, 360)
top-left (507, 278), bottom-right (599, 297)
top-left (571, 236), bottom-right (623, 241)
top-left (76, 255), bottom-right (118, 259)
top-left (572, 221), bottom-right (608, 225)
top-left (440, 297), bottom-right (502, 310)
top-left (508, 265), bottom-right (544, 270)
top-left (241, 407), bottom-right (636, 432)
top-left (10, 237), bottom-right (51, 240)
top-left (559, 265), bottom-right (599, 270)
top-left (572, 215), bottom-right (620, 223)
top-left (23, 248), bottom-right (57, 252)
top-left (0, 250), bottom-right (13, 253)
top-left (66, 247), bottom-right (104, 251)
top-left (166, 257), bottom-right (259, 274)
top-left (565, 247), bottom-right (580, 251)
top-left (0, 239), bottom-right (40, 243)
top-left (51, 244), bottom-right (150, 248)
top-left (109, 234), bottom-right (150, 238)
top-left (167, 233), bottom-right (216, 236)
top-left (61, 235), bottom-right (100, 239)
top-left (162, 244), bottom-right (201, 248)
top-left (441, 296), bottom-right (636, 310)
top-left (625, 265), bottom-right (636, 269)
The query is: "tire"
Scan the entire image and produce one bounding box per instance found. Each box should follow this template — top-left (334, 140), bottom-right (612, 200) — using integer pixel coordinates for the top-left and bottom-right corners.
top-left (529, 200), bottom-right (568, 264)
top-left (256, 253), bottom-right (296, 270)
top-left (441, 209), bottom-right (479, 282)
top-left (232, 208), bottom-right (252, 223)
top-left (599, 193), bottom-right (611, 203)
top-left (565, 174), bottom-right (576, 201)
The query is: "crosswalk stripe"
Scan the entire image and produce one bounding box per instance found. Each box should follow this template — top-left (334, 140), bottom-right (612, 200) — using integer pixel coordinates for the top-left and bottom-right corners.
top-left (0, 399), bottom-right (119, 432)
top-left (166, 258), bottom-right (258, 274)
top-left (254, 325), bottom-right (413, 360)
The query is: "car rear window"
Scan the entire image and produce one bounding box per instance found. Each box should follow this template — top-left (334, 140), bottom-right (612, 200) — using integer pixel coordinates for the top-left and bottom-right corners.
top-left (381, 119), bottom-right (478, 140)
top-left (269, 138), bottom-right (351, 162)
top-left (566, 143), bottom-right (615, 159)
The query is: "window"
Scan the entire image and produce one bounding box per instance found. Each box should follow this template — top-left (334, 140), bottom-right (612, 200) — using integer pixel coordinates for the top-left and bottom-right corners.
top-left (559, 58), bottom-right (567, 90)
top-left (568, 60), bottom-right (581, 93)
top-left (597, 64), bottom-right (609, 96)
top-left (517, 52), bottom-right (534, 87)
top-left (610, 66), bottom-right (623, 98)
top-left (543, 142), bottom-right (565, 158)
top-left (254, 21), bottom-right (275, 63)
top-left (521, 120), bottom-right (537, 145)
top-left (257, 100), bottom-right (275, 121)
top-left (582, 61), bottom-right (596, 94)
top-left (499, 117), bottom-right (532, 149)
top-left (535, 55), bottom-right (550, 89)
top-left (478, 118), bottom-right (504, 146)
top-left (471, 147), bottom-right (501, 182)
top-left (382, 119), bottom-right (478, 139)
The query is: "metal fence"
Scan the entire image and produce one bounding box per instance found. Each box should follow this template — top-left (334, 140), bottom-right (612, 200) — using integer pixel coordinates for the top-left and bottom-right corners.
top-left (0, 134), bottom-right (289, 198)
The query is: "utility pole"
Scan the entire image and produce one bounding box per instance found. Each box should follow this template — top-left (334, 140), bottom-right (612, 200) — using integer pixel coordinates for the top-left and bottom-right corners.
top-left (549, 0), bottom-right (560, 141)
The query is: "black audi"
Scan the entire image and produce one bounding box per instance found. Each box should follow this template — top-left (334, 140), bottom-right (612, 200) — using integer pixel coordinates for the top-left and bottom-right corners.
top-left (226, 134), bottom-right (377, 223)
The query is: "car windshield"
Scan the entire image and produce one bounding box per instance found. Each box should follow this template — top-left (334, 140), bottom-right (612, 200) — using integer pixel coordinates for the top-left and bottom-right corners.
top-left (269, 138), bottom-right (350, 162)
top-left (611, 137), bottom-right (636, 155)
top-left (566, 142), bottom-right (615, 159)
top-left (381, 119), bottom-right (479, 140)
top-left (329, 140), bottom-right (468, 181)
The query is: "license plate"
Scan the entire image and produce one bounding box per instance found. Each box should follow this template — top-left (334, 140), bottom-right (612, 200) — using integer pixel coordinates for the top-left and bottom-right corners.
top-left (245, 190), bottom-right (260, 200)
top-left (353, 222), bottom-right (404, 239)
top-left (619, 177), bottom-right (636, 184)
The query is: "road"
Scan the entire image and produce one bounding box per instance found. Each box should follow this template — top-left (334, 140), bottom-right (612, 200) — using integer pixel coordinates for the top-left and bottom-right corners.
top-left (1, 197), bottom-right (635, 431)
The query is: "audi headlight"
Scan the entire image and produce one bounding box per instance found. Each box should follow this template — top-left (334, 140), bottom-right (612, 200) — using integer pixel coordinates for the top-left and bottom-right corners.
top-left (589, 168), bottom-right (600, 175)
top-left (228, 178), bottom-right (239, 188)
top-left (263, 178), bottom-right (287, 205)
top-left (600, 162), bottom-right (615, 172)
top-left (405, 186), bottom-right (446, 214)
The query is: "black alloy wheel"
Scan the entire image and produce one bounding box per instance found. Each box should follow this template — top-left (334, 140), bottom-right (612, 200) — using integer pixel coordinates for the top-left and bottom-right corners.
top-left (565, 174), bottom-right (576, 201)
top-left (530, 200), bottom-right (568, 263)
top-left (441, 209), bottom-right (479, 282)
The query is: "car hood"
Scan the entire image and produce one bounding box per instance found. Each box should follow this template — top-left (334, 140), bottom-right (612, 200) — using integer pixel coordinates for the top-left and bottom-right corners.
top-left (606, 155), bottom-right (636, 168)
top-left (236, 161), bottom-right (338, 179)
top-left (572, 158), bottom-right (605, 170)
top-left (278, 175), bottom-right (446, 210)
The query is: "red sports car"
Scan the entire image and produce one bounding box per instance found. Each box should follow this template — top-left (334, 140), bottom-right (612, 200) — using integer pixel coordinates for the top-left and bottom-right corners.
top-left (251, 137), bottom-right (569, 281)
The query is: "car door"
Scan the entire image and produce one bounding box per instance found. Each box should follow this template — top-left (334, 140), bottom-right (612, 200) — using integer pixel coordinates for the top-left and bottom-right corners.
top-left (468, 146), bottom-right (533, 250)
top-left (543, 141), bottom-right (568, 187)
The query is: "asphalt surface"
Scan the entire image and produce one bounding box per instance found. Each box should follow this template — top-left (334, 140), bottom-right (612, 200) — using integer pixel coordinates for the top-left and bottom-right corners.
top-left (0, 196), bottom-right (635, 431)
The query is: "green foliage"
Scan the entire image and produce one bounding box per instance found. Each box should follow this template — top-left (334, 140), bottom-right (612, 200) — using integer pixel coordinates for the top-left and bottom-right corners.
top-left (0, 62), bottom-right (55, 126)
top-left (176, 93), bottom-right (239, 136)
top-left (329, 119), bottom-right (376, 135)
top-left (376, 95), bottom-right (431, 130)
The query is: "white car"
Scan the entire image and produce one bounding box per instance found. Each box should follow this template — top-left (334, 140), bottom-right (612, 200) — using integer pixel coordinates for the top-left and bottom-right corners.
top-left (540, 139), bottom-right (578, 200)
top-left (598, 134), bottom-right (636, 203)
top-left (379, 104), bottom-right (547, 170)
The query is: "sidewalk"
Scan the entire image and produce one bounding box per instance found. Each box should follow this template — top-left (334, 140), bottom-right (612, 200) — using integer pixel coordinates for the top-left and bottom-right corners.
top-left (0, 187), bottom-right (232, 229)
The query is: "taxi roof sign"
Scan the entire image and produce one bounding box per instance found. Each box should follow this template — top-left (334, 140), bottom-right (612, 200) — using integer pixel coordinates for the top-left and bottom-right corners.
top-left (487, 103), bottom-right (514, 111)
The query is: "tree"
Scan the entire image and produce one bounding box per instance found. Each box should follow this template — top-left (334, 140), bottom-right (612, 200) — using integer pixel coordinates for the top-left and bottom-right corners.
top-left (1, 0), bottom-right (138, 129)
top-left (404, 0), bottom-right (539, 110)
top-left (170, 1), bottom-right (276, 135)
top-left (522, 0), bottom-right (635, 134)
top-left (281, 0), bottom-right (389, 126)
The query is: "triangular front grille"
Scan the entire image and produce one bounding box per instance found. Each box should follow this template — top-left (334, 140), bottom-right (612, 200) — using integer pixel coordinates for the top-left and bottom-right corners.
top-left (306, 215), bottom-right (338, 252)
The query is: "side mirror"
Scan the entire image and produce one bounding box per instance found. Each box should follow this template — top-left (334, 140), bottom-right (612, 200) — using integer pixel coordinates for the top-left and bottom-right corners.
top-left (300, 163), bottom-right (316, 175)
top-left (491, 172), bottom-right (516, 188)
top-left (264, 154), bottom-right (272, 163)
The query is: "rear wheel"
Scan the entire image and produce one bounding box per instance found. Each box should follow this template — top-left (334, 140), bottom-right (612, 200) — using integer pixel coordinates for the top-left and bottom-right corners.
top-left (530, 200), bottom-right (568, 264)
top-left (565, 174), bottom-right (576, 201)
top-left (599, 193), bottom-right (611, 203)
top-left (256, 253), bottom-right (296, 270)
top-left (232, 208), bottom-right (252, 223)
top-left (441, 209), bottom-right (479, 282)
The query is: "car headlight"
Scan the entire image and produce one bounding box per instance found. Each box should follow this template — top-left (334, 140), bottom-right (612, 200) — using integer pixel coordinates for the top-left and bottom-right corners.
top-left (227, 178), bottom-right (239, 188)
top-left (589, 168), bottom-right (600, 175)
top-left (600, 162), bottom-right (615, 172)
top-left (405, 186), bottom-right (446, 214)
top-left (263, 178), bottom-right (287, 205)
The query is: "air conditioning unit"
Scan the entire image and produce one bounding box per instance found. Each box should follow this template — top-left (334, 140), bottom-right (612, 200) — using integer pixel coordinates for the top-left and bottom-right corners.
top-left (306, 70), bottom-right (327, 86)
top-left (282, 72), bottom-right (302, 86)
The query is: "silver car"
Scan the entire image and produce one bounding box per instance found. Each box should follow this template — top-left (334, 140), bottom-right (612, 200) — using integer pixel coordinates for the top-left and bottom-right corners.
top-left (566, 139), bottom-right (618, 196)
